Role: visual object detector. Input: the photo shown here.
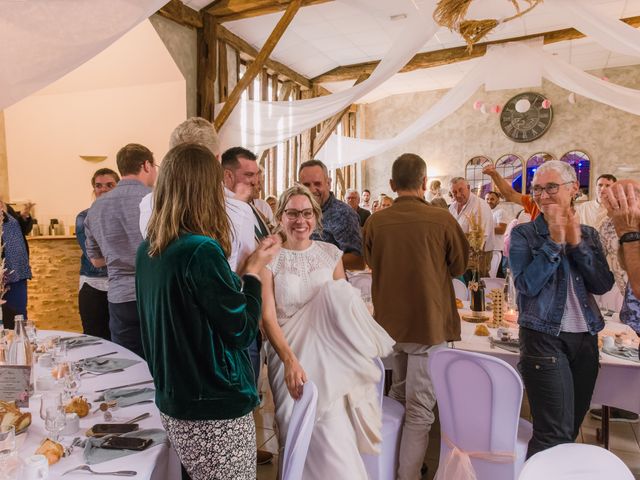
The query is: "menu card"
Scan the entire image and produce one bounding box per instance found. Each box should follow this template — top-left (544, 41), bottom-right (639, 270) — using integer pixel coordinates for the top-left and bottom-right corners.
top-left (0, 365), bottom-right (31, 407)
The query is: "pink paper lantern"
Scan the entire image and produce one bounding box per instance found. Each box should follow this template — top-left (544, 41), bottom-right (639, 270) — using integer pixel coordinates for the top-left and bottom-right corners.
top-left (491, 105), bottom-right (501, 114)
top-left (541, 99), bottom-right (551, 109)
top-left (473, 100), bottom-right (484, 111)
top-left (480, 104), bottom-right (488, 114)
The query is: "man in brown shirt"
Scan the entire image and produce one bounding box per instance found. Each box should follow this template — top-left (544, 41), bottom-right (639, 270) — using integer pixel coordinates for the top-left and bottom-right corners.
top-left (363, 153), bottom-right (469, 480)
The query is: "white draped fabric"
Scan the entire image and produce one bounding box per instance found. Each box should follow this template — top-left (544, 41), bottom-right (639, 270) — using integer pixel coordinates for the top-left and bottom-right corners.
top-left (0, 0), bottom-right (167, 111)
top-left (216, 0), bottom-right (439, 151)
top-left (317, 39), bottom-right (640, 169)
top-left (548, 0), bottom-right (640, 58)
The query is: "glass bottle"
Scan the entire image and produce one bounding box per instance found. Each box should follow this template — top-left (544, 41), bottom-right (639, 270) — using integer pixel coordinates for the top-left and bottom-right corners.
top-left (8, 315), bottom-right (32, 366)
top-left (470, 273), bottom-right (486, 312)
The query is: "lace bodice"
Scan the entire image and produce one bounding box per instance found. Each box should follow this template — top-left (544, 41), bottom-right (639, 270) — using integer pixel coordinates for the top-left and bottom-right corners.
top-left (267, 241), bottom-right (342, 319)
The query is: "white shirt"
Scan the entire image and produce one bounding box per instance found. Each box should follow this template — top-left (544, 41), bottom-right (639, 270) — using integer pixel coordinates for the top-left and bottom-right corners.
top-left (491, 205), bottom-right (512, 252)
top-left (449, 193), bottom-right (495, 252)
top-left (138, 188), bottom-right (256, 272)
top-left (576, 200), bottom-right (607, 229)
top-left (253, 198), bottom-right (274, 223)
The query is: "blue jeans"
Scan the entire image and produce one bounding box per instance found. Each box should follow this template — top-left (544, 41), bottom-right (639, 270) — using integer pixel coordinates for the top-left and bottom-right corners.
top-left (519, 327), bottom-right (599, 458)
top-left (108, 301), bottom-right (144, 359)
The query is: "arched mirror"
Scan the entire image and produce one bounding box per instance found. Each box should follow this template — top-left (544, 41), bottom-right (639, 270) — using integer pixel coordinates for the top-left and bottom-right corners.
top-left (495, 154), bottom-right (524, 194)
top-left (560, 150), bottom-right (591, 198)
top-left (465, 156), bottom-right (493, 198)
top-left (525, 152), bottom-right (555, 194)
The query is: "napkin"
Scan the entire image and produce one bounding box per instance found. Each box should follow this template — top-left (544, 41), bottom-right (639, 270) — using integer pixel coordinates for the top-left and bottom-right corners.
top-left (489, 336), bottom-right (520, 354)
top-left (83, 429), bottom-right (167, 465)
top-left (81, 357), bottom-right (141, 373)
top-left (602, 345), bottom-right (640, 363)
top-left (95, 387), bottom-right (155, 407)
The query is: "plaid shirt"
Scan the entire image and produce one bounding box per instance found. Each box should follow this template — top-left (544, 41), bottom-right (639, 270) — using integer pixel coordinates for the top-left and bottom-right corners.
top-left (311, 193), bottom-right (362, 256)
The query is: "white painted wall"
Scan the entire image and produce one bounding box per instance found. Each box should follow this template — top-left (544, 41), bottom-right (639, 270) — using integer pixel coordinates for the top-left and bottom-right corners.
top-left (3, 20), bottom-right (185, 230)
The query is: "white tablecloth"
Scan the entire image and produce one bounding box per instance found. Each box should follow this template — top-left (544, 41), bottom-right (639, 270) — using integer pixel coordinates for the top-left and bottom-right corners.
top-left (17, 331), bottom-right (180, 479)
top-left (452, 313), bottom-right (640, 414)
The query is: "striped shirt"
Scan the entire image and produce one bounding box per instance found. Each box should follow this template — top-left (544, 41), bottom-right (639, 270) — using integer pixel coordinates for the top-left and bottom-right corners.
top-left (560, 272), bottom-right (589, 333)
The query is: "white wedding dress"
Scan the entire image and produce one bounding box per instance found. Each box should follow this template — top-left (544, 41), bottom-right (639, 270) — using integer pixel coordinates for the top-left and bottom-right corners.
top-left (266, 241), bottom-right (395, 479)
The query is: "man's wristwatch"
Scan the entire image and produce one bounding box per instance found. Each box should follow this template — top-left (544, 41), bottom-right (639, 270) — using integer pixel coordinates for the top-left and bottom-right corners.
top-left (619, 231), bottom-right (640, 245)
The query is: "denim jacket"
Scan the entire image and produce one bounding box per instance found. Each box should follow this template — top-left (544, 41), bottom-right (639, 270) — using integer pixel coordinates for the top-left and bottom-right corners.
top-left (76, 209), bottom-right (108, 278)
top-left (509, 214), bottom-right (614, 336)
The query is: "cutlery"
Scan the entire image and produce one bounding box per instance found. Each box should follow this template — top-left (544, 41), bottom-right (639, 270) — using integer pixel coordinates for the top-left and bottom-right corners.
top-left (61, 465), bottom-right (137, 476)
top-left (94, 399), bottom-right (153, 414)
top-left (125, 412), bottom-right (151, 424)
top-left (63, 437), bottom-right (82, 457)
top-left (75, 351), bottom-right (118, 363)
top-left (95, 380), bottom-right (153, 393)
top-left (68, 341), bottom-right (103, 350)
top-left (81, 368), bottom-right (125, 377)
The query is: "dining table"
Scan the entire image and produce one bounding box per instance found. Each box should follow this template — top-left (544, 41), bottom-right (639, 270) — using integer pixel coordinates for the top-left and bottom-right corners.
top-left (16, 331), bottom-right (181, 480)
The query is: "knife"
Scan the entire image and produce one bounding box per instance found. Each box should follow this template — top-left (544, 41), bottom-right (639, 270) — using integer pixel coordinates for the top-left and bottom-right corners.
top-left (95, 379), bottom-right (154, 393)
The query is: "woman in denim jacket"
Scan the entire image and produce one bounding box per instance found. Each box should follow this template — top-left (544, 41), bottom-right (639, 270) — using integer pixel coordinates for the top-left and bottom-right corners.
top-left (509, 160), bottom-right (614, 458)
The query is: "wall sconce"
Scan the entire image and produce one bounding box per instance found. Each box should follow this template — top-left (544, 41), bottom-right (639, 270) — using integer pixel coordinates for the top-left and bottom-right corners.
top-left (79, 155), bottom-right (107, 162)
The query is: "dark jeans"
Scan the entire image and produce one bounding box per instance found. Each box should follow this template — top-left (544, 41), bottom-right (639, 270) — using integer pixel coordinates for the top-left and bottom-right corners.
top-left (4, 279), bottom-right (28, 319)
top-left (519, 327), bottom-right (599, 459)
top-left (247, 334), bottom-right (261, 387)
top-left (108, 301), bottom-right (144, 359)
top-left (79, 283), bottom-right (111, 341)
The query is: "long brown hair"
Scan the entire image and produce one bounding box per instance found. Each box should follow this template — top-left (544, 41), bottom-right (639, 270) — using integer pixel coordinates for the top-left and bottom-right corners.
top-left (146, 143), bottom-right (231, 257)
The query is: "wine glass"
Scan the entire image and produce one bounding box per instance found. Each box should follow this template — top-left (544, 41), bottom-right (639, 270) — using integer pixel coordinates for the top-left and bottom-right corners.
top-left (62, 362), bottom-right (82, 400)
top-left (0, 425), bottom-right (20, 479)
top-left (40, 393), bottom-right (65, 441)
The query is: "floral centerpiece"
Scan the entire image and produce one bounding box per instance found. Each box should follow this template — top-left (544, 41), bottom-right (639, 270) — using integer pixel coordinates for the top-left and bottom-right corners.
top-left (466, 210), bottom-right (488, 315)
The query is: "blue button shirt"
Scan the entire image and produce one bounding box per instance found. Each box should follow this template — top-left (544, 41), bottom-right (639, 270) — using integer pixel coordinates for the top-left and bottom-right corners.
top-left (311, 192), bottom-right (362, 256)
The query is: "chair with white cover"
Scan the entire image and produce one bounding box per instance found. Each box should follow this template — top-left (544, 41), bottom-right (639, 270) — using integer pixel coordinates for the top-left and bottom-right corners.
top-left (282, 381), bottom-right (319, 480)
top-left (518, 443), bottom-right (634, 480)
top-left (429, 349), bottom-right (532, 480)
top-left (481, 277), bottom-right (506, 293)
top-left (452, 278), bottom-right (468, 301)
top-left (361, 357), bottom-right (405, 480)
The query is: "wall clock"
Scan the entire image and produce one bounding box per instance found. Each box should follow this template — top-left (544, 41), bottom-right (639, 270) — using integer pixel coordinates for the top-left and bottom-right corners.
top-left (500, 92), bottom-right (553, 143)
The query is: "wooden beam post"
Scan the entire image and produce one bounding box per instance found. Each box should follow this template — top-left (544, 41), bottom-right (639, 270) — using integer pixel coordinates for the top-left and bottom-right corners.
top-left (158, 0), bottom-right (203, 28)
top-left (197, 14), bottom-right (217, 120)
top-left (213, 0), bottom-right (302, 131)
top-left (311, 73), bottom-right (368, 157)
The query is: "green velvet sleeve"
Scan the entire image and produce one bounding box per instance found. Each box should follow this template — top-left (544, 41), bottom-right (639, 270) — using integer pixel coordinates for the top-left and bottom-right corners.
top-left (186, 239), bottom-right (261, 350)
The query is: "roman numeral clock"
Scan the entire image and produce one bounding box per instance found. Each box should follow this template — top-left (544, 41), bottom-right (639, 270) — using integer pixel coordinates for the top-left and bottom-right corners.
top-left (500, 92), bottom-right (553, 143)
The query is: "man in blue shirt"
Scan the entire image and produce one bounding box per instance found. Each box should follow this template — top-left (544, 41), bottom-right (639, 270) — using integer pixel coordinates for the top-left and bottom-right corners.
top-left (298, 160), bottom-right (364, 270)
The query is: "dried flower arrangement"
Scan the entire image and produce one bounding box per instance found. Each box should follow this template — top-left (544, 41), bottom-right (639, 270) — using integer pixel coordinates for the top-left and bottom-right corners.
top-left (465, 209), bottom-right (485, 294)
top-left (433, 0), bottom-right (543, 50)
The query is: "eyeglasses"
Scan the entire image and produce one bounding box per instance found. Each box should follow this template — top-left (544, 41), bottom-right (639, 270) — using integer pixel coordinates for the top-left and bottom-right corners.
top-left (531, 181), bottom-right (573, 196)
top-left (284, 208), bottom-right (314, 220)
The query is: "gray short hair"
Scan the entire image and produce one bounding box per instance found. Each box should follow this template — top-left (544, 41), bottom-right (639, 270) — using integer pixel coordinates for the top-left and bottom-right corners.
top-left (533, 160), bottom-right (577, 184)
top-left (299, 159), bottom-right (329, 177)
top-left (449, 176), bottom-right (468, 187)
top-left (345, 188), bottom-right (359, 197)
top-left (169, 117), bottom-right (221, 156)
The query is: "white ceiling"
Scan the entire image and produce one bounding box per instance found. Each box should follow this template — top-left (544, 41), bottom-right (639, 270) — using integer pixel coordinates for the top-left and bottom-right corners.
top-left (199, 0), bottom-right (640, 103)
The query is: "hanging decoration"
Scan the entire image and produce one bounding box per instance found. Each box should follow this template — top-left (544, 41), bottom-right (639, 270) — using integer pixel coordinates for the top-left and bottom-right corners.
top-left (541, 98), bottom-right (552, 109)
top-left (491, 105), bottom-right (502, 114)
top-left (568, 92), bottom-right (577, 104)
top-left (473, 100), bottom-right (484, 110)
top-left (433, 0), bottom-right (543, 49)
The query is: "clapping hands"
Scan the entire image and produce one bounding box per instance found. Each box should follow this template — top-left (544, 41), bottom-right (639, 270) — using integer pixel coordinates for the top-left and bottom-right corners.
top-left (601, 181), bottom-right (640, 237)
top-left (545, 204), bottom-right (581, 245)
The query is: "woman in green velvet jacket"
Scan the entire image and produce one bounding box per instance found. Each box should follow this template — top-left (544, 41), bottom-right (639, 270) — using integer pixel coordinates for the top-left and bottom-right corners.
top-left (135, 143), bottom-right (279, 480)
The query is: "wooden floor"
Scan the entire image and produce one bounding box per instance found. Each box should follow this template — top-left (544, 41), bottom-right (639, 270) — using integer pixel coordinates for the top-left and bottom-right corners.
top-left (256, 376), bottom-right (640, 480)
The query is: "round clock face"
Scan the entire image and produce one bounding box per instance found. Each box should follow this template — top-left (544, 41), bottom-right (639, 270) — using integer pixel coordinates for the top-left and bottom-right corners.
top-left (500, 92), bottom-right (553, 143)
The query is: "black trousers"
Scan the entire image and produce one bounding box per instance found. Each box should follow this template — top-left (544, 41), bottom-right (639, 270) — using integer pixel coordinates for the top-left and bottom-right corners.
top-left (107, 301), bottom-right (144, 359)
top-left (78, 283), bottom-right (111, 341)
top-left (519, 327), bottom-right (599, 459)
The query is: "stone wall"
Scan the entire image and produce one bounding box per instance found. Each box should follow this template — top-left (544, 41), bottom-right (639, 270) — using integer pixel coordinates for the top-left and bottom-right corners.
top-left (27, 237), bottom-right (82, 333)
top-left (364, 65), bottom-right (640, 199)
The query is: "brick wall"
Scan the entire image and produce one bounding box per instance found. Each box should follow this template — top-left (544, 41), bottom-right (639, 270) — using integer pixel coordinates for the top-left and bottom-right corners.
top-left (27, 237), bottom-right (82, 332)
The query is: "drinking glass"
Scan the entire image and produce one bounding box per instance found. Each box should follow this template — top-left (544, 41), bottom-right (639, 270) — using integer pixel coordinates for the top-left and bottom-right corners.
top-left (40, 393), bottom-right (65, 441)
top-left (53, 341), bottom-right (67, 363)
top-left (62, 362), bottom-right (82, 400)
top-left (0, 425), bottom-right (20, 480)
top-left (25, 320), bottom-right (37, 344)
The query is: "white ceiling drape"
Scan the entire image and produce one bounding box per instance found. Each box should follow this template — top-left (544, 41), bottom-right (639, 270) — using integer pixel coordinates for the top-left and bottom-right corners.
top-left (0, 0), bottom-right (168, 111)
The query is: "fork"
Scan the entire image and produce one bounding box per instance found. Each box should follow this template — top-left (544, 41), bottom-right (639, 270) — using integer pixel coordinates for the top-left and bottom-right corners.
top-left (61, 465), bottom-right (137, 476)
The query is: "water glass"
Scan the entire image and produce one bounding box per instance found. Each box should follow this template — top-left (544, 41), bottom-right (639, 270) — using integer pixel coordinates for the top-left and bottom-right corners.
top-left (0, 425), bottom-right (21, 480)
top-left (25, 320), bottom-right (37, 344)
top-left (62, 363), bottom-right (82, 400)
top-left (39, 392), bottom-right (63, 421)
top-left (53, 341), bottom-right (67, 363)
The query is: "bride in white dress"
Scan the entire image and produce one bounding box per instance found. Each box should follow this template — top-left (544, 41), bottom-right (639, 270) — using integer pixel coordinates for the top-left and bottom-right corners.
top-left (259, 185), bottom-right (394, 479)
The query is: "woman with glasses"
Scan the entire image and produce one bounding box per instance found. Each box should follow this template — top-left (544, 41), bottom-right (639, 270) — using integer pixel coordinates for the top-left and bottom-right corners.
top-left (75, 168), bottom-right (120, 339)
top-left (509, 160), bottom-right (614, 458)
top-left (260, 185), bottom-right (393, 479)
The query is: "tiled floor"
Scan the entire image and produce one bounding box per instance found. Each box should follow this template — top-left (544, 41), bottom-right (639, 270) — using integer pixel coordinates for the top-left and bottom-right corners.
top-left (255, 380), bottom-right (640, 480)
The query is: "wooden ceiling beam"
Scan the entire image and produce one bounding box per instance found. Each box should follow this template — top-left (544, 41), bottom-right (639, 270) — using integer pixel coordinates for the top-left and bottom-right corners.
top-left (214, 0), bottom-right (302, 131)
top-left (206, 0), bottom-right (332, 22)
top-left (157, 0), bottom-right (203, 29)
top-left (216, 23), bottom-right (311, 89)
top-left (312, 15), bottom-right (640, 84)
